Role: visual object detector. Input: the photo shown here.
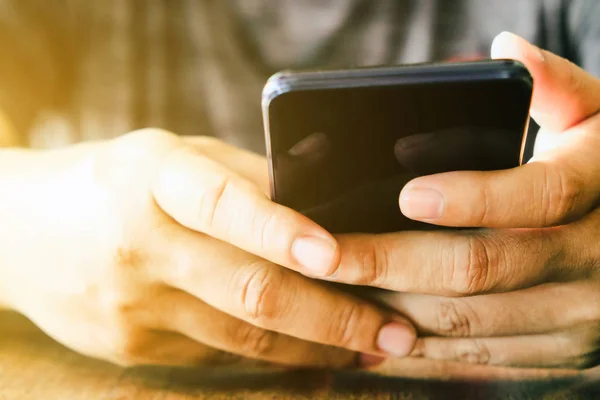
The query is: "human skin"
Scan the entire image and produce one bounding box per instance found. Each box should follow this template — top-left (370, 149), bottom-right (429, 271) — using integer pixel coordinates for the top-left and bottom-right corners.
top-left (0, 132), bottom-right (415, 368)
top-left (307, 32), bottom-right (600, 370)
top-left (1, 31), bottom-right (598, 371)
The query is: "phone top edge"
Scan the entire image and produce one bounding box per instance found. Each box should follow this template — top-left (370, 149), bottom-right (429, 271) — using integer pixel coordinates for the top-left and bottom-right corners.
top-left (262, 59), bottom-right (532, 109)
top-left (266, 59), bottom-right (522, 82)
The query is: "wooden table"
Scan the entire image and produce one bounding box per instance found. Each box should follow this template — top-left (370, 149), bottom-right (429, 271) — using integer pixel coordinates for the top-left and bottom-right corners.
top-left (1, 311), bottom-right (599, 399)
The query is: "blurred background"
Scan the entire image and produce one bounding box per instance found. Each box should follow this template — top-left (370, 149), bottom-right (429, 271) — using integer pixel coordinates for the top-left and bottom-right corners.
top-left (0, 0), bottom-right (597, 153)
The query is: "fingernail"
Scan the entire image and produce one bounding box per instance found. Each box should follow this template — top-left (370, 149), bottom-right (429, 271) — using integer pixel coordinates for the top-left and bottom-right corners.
top-left (358, 353), bottom-right (386, 368)
top-left (291, 236), bottom-right (337, 276)
top-left (377, 322), bottom-right (415, 358)
top-left (493, 31), bottom-right (545, 62)
top-left (400, 187), bottom-right (444, 220)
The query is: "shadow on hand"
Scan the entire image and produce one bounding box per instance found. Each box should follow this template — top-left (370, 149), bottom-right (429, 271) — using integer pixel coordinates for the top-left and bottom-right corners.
top-left (330, 370), bottom-right (593, 400)
top-left (1, 302), bottom-right (597, 399)
top-left (130, 364), bottom-right (594, 400)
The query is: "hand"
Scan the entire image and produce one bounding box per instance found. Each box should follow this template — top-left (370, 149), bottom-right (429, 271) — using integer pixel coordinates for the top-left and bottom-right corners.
top-left (286, 32), bottom-right (600, 369)
top-left (0, 130), bottom-right (416, 368)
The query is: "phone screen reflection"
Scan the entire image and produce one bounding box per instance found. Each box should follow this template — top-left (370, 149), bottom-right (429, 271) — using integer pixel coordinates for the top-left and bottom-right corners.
top-left (268, 81), bottom-right (531, 233)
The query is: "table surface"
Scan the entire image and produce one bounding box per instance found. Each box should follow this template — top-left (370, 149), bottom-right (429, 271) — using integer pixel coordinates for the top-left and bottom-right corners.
top-left (1, 311), bottom-right (600, 400)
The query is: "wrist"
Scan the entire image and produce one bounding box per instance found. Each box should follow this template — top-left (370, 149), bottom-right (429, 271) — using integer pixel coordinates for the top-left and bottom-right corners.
top-left (0, 143), bottom-right (99, 313)
top-left (0, 149), bottom-right (32, 310)
top-left (0, 148), bottom-right (57, 312)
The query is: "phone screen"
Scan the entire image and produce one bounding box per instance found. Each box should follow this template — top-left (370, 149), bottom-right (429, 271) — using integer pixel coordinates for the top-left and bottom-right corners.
top-left (267, 78), bottom-right (532, 233)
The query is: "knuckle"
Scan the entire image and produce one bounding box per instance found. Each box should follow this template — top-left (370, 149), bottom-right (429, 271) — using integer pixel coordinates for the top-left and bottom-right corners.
top-left (327, 303), bottom-right (364, 348)
top-left (105, 242), bottom-right (153, 289)
top-left (446, 235), bottom-right (496, 295)
top-left (238, 262), bottom-right (289, 327)
top-left (196, 165), bottom-right (264, 237)
top-left (541, 165), bottom-right (582, 225)
top-left (196, 172), bottom-right (234, 232)
top-left (111, 244), bottom-right (147, 274)
top-left (234, 326), bottom-right (278, 358)
top-left (115, 128), bottom-right (179, 160)
top-left (435, 299), bottom-right (477, 337)
top-left (566, 60), bottom-right (584, 96)
top-left (96, 128), bottom-right (181, 186)
top-left (352, 240), bottom-right (389, 286)
top-left (253, 210), bottom-right (280, 253)
top-left (473, 184), bottom-right (492, 226)
top-left (456, 339), bottom-right (491, 365)
top-left (125, 128), bottom-right (178, 147)
top-left (190, 135), bottom-right (223, 148)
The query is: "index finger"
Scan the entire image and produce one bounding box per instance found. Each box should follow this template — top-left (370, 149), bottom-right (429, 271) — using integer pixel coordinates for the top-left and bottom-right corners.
top-left (152, 144), bottom-right (340, 277)
top-left (162, 229), bottom-right (416, 358)
top-left (183, 136), bottom-right (270, 194)
top-left (327, 227), bottom-right (569, 296)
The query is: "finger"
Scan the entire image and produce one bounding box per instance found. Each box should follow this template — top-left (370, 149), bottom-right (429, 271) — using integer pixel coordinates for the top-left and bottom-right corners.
top-left (184, 136), bottom-right (269, 194)
top-left (330, 228), bottom-right (566, 296)
top-left (377, 282), bottom-right (600, 338)
top-left (400, 34), bottom-right (600, 228)
top-left (411, 332), bottom-right (597, 369)
top-left (152, 288), bottom-right (358, 368)
top-left (399, 113), bottom-right (600, 228)
top-left (491, 31), bottom-right (600, 132)
top-left (161, 229), bottom-right (417, 358)
top-left (152, 144), bottom-right (341, 278)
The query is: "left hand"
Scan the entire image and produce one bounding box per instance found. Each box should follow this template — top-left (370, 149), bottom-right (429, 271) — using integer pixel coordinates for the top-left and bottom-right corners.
top-left (298, 32), bottom-right (600, 369)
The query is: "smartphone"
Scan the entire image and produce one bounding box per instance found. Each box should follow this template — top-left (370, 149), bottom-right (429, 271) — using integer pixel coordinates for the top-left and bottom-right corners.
top-left (262, 60), bottom-right (533, 234)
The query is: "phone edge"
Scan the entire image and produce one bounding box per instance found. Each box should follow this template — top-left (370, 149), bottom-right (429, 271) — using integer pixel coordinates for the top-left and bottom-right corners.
top-left (262, 60), bottom-right (534, 201)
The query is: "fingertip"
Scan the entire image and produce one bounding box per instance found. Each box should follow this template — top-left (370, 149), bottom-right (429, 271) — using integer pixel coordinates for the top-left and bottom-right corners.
top-left (291, 234), bottom-right (340, 277)
top-left (491, 31), bottom-right (544, 64)
top-left (490, 31), bottom-right (517, 59)
top-left (399, 185), bottom-right (445, 221)
top-left (377, 319), bottom-right (417, 358)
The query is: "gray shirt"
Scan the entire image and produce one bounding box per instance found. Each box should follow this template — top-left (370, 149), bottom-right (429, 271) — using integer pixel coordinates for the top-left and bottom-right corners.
top-left (0, 0), bottom-right (598, 153)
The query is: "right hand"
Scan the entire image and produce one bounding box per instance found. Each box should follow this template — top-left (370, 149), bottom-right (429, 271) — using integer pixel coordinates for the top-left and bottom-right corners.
top-left (0, 129), bottom-right (415, 368)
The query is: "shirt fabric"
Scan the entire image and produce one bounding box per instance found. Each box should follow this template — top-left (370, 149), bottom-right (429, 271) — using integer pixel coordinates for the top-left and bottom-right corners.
top-left (0, 0), bottom-right (598, 153)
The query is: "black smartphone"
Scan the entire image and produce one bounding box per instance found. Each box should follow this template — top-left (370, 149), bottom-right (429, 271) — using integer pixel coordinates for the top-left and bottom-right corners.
top-left (262, 60), bottom-right (533, 234)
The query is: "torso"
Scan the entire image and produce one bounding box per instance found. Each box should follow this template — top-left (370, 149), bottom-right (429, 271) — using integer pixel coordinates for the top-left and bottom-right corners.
top-left (27, 0), bottom-right (568, 152)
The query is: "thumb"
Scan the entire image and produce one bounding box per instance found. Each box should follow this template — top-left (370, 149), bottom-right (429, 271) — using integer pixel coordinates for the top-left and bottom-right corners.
top-left (399, 33), bottom-right (600, 228)
top-left (491, 31), bottom-right (600, 132)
